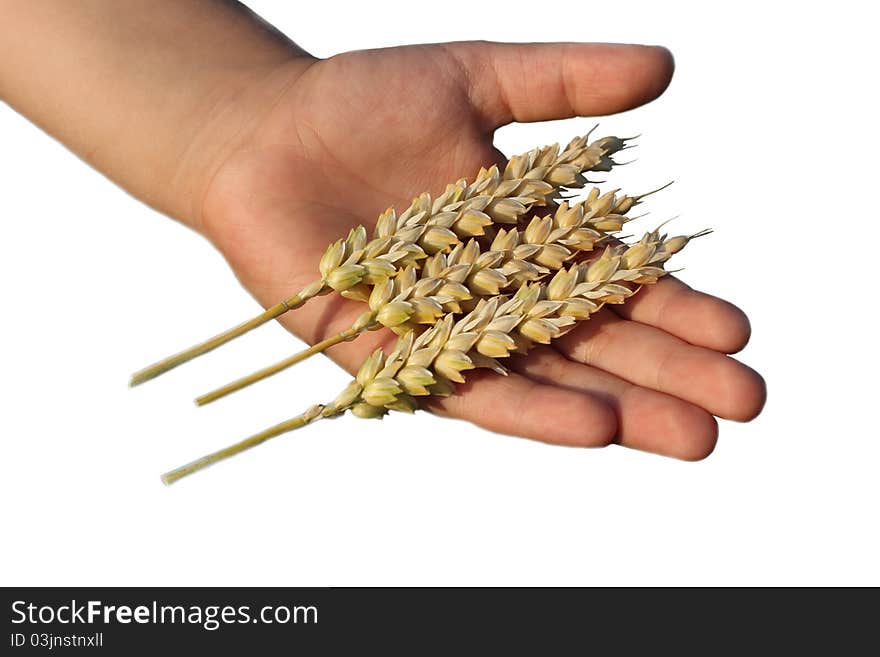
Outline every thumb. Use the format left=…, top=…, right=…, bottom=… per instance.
left=443, top=41, right=674, bottom=129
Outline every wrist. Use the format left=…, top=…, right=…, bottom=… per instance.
left=175, top=54, right=318, bottom=235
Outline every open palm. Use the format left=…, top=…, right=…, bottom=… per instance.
left=197, top=41, right=765, bottom=460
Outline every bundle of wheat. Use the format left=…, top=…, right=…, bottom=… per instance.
left=129, top=131, right=706, bottom=484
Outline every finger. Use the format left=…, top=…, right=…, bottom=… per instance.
left=425, top=370, right=617, bottom=447
left=444, top=41, right=674, bottom=129
left=610, top=275, right=753, bottom=354
left=556, top=310, right=767, bottom=422
left=510, top=346, right=719, bottom=460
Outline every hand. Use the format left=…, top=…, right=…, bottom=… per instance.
left=197, top=41, right=766, bottom=460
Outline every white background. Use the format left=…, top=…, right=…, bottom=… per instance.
left=1, top=1, right=877, bottom=586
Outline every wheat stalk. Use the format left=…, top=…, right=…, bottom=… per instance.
left=130, top=132, right=632, bottom=386
left=162, top=228, right=708, bottom=484
left=194, top=186, right=656, bottom=404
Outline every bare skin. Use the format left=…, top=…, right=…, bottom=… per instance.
left=0, top=2, right=765, bottom=460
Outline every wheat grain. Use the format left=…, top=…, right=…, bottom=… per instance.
left=162, top=228, right=708, bottom=484
left=130, top=132, right=632, bottom=386
left=194, top=187, right=655, bottom=404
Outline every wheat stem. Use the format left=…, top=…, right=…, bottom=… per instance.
left=195, top=327, right=360, bottom=405
left=161, top=405, right=326, bottom=485
left=130, top=286, right=324, bottom=387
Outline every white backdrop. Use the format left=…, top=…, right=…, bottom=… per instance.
left=1, top=1, right=877, bottom=585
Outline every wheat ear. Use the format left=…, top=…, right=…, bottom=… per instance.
left=131, top=132, right=630, bottom=387
left=163, top=228, right=707, bottom=484
left=194, top=187, right=645, bottom=404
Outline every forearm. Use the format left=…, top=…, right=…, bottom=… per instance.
left=0, top=0, right=313, bottom=229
